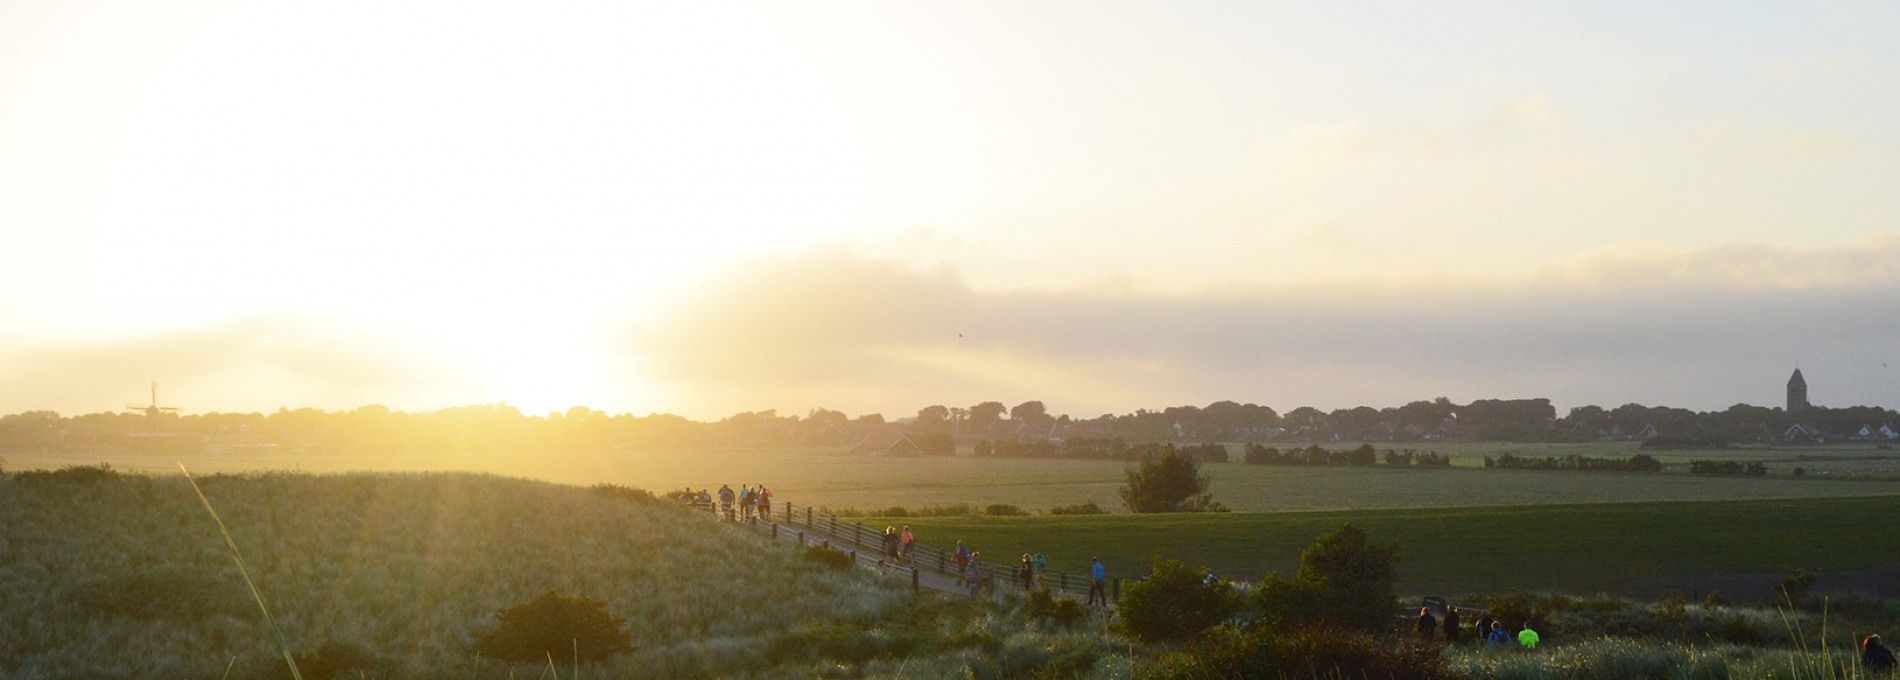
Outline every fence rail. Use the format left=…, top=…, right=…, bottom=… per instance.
left=699, top=497, right=1111, bottom=601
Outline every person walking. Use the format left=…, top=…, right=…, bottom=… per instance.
left=967, top=552, right=987, bottom=598
left=717, top=484, right=735, bottom=521
left=900, top=526, right=916, bottom=564
left=953, top=540, right=974, bottom=585
left=1517, top=621, right=1541, bottom=650
left=1087, top=557, right=1108, bottom=608
left=1032, top=553, right=1048, bottom=590
left=881, top=526, right=900, bottom=560
left=1415, top=607, right=1437, bottom=643
left=1865, top=635, right=1897, bottom=673
left=757, top=485, right=773, bottom=521
left=1474, top=612, right=1495, bottom=643
left=1019, top=554, right=1035, bottom=591
left=1444, top=606, right=1462, bottom=644
left=739, top=485, right=753, bottom=520
left=1486, top=622, right=1508, bottom=646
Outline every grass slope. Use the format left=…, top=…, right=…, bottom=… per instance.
left=877, top=495, right=1900, bottom=597
left=0, top=471, right=923, bottom=678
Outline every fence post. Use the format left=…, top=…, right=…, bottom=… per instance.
left=830, top=515, right=838, bottom=537
left=912, top=567, right=920, bottom=594
left=1113, top=578, right=1121, bottom=601
left=798, top=530, right=804, bottom=546
left=936, top=548, right=945, bottom=574
left=771, top=522, right=778, bottom=540
left=1059, top=572, right=1068, bottom=593
left=806, top=506, right=813, bottom=526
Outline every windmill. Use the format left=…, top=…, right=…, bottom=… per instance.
left=126, top=382, right=180, bottom=419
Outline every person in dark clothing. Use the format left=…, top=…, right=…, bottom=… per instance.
left=881, top=526, right=900, bottom=559
left=1415, top=607, right=1436, bottom=642
left=1475, top=612, right=1495, bottom=643
left=1019, top=554, right=1036, bottom=591
left=1444, top=606, right=1462, bottom=644
left=1865, top=635, right=1897, bottom=673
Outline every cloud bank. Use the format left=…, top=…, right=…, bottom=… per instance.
left=637, top=238, right=1900, bottom=417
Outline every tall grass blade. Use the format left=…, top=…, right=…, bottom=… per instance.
left=179, top=463, right=304, bottom=680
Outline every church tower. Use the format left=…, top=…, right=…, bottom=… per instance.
left=1787, top=369, right=1809, bottom=413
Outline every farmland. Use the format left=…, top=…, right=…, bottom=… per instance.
left=875, top=495, right=1900, bottom=599
left=12, top=441, right=1900, bottom=514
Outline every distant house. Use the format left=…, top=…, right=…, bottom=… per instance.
left=1635, top=423, right=1660, bottom=439
left=1855, top=425, right=1877, bottom=441
left=851, top=433, right=923, bottom=457
left=1783, top=423, right=1823, bottom=444
left=1880, top=424, right=1900, bottom=441
left=1435, top=415, right=1480, bottom=442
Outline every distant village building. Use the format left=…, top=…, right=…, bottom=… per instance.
left=1783, top=423, right=1823, bottom=444
left=1787, top=369, right=1810, bottom=414
left=851, top=432, right=922, bottom=457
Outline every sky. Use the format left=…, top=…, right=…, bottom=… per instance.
left=2, top=1, right=1897, bottom=419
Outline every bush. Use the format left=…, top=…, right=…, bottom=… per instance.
left=764, top=624, right=918, bottom=665
left=1254, top=523, right=1398, bottom=632
left=471, top=591, right=632, bottom=663
left=1025, top=589, right=1089, bottom=628
left=1139, top=625, right=1447, bottom=680
left=294, top=641, right=381, bottom=680
left=1048, top=501, right=1107, bottom=515
left=590, top=483, right=657, bottom=504
left=1118, top=451, right=1216, bottom=513
left=985, top=503, right=1028, bottom=516
left=1117, top=560, right=1236, bottom=642
left=1775, top=568, right=1817, bottom=604
left=800, top=545, right=855, bottom=571
left=60, top=565, right=251, bottom=621
left=14, top=463, right=120, bottom=484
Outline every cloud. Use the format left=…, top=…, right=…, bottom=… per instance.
left=637, top=243, right=1900, bottom=417
left=0, top=317, right=451, bottom=415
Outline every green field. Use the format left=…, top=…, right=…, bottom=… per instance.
left=873, top=495, right=1900, bottom=598
left=12, top=443, right=1900, bottom=514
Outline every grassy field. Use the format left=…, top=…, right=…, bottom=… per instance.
left=0, top=471, right=945, bottom=677
left=11, top=443, right=1900, bottom=515
left=872, top=495, right=1900, bottom=598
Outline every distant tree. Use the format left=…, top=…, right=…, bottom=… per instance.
left=1010, top=400, right=1048, bottom=424
left=1119, top=450, right=1216, bottom=513
left=916, top=405, right=950, bottom=424
left=472, top=591, right=631, bottom=663
left=968, top=401, right=1007, bottom=428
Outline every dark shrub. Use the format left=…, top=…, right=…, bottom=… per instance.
left=61, top=565, right=250, bottom=621
left=1117, top=560, right=1236, bottom=642
left=1254, top=523, right=1398, bottom=632
left=985, top=503, right=1028, bottom=516
left=801, top=545, right=855, bottom=571
left=590, top=483, right=657, bottom=504
left=1138, top=625, right=1447, bottom=680
left=472, top=591, right=632, bottom=663
left=15, top=463, right=120, bottom=484
left=1048, top=501, right=1107, bottom=515
left=1025, top=589, right=1089, bottom=628
left=1776, top=569, right=1817, bottom=604
left=765, top=624, right=917, bottom=665
left=295, top=642, right=380, bottom=680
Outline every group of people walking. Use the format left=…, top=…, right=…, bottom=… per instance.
left=1416, top=606, right=1538, bottom=649
left=712, top=483, right=773, bottom=522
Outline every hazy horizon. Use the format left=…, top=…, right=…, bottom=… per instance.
left=4, top=2, right=1897, bottom=418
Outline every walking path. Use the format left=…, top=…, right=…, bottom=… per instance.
left=696, top=498, right=1113, bottom=606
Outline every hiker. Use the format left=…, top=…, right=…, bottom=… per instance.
left=717, top=484, right=735, bottom=521
left=1415, top=607, right=1437, bottom=642
left=1087, top=557, right=1108, bottom=608
left=1486, top=622, right=1508, bottom=646
left=756, top=485, right=772, bottom=521
left=953, top=540, right=974, bottom=584
left=1032, top=553, right=1048, bottom=590
left=1866, top=635, right=1897, bottom=673
left=1202, top=567, right=1218, bottom=587
left=900, top=526, right=916, bottom=563
left=1517, top=621, right=1540, bottom=650
left=882, top=526, right=900, bottom=559
left=1019, top=554, right=1035, bottom=591
left=967, top=552, right=987, bottom=598
left=1474, top=612, right=1495, bottom=643
left=1444, top=606, right=1462, bottom=644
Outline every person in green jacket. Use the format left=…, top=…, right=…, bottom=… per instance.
left=1518, top=622, right=1541, bottom=649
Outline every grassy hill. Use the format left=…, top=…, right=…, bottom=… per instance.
left=876, top=495, right=1900, bottom=597
left=0, top=469, right=1122, bottom=678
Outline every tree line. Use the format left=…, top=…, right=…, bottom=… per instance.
left=2, top=393, right=1894, bottom=452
